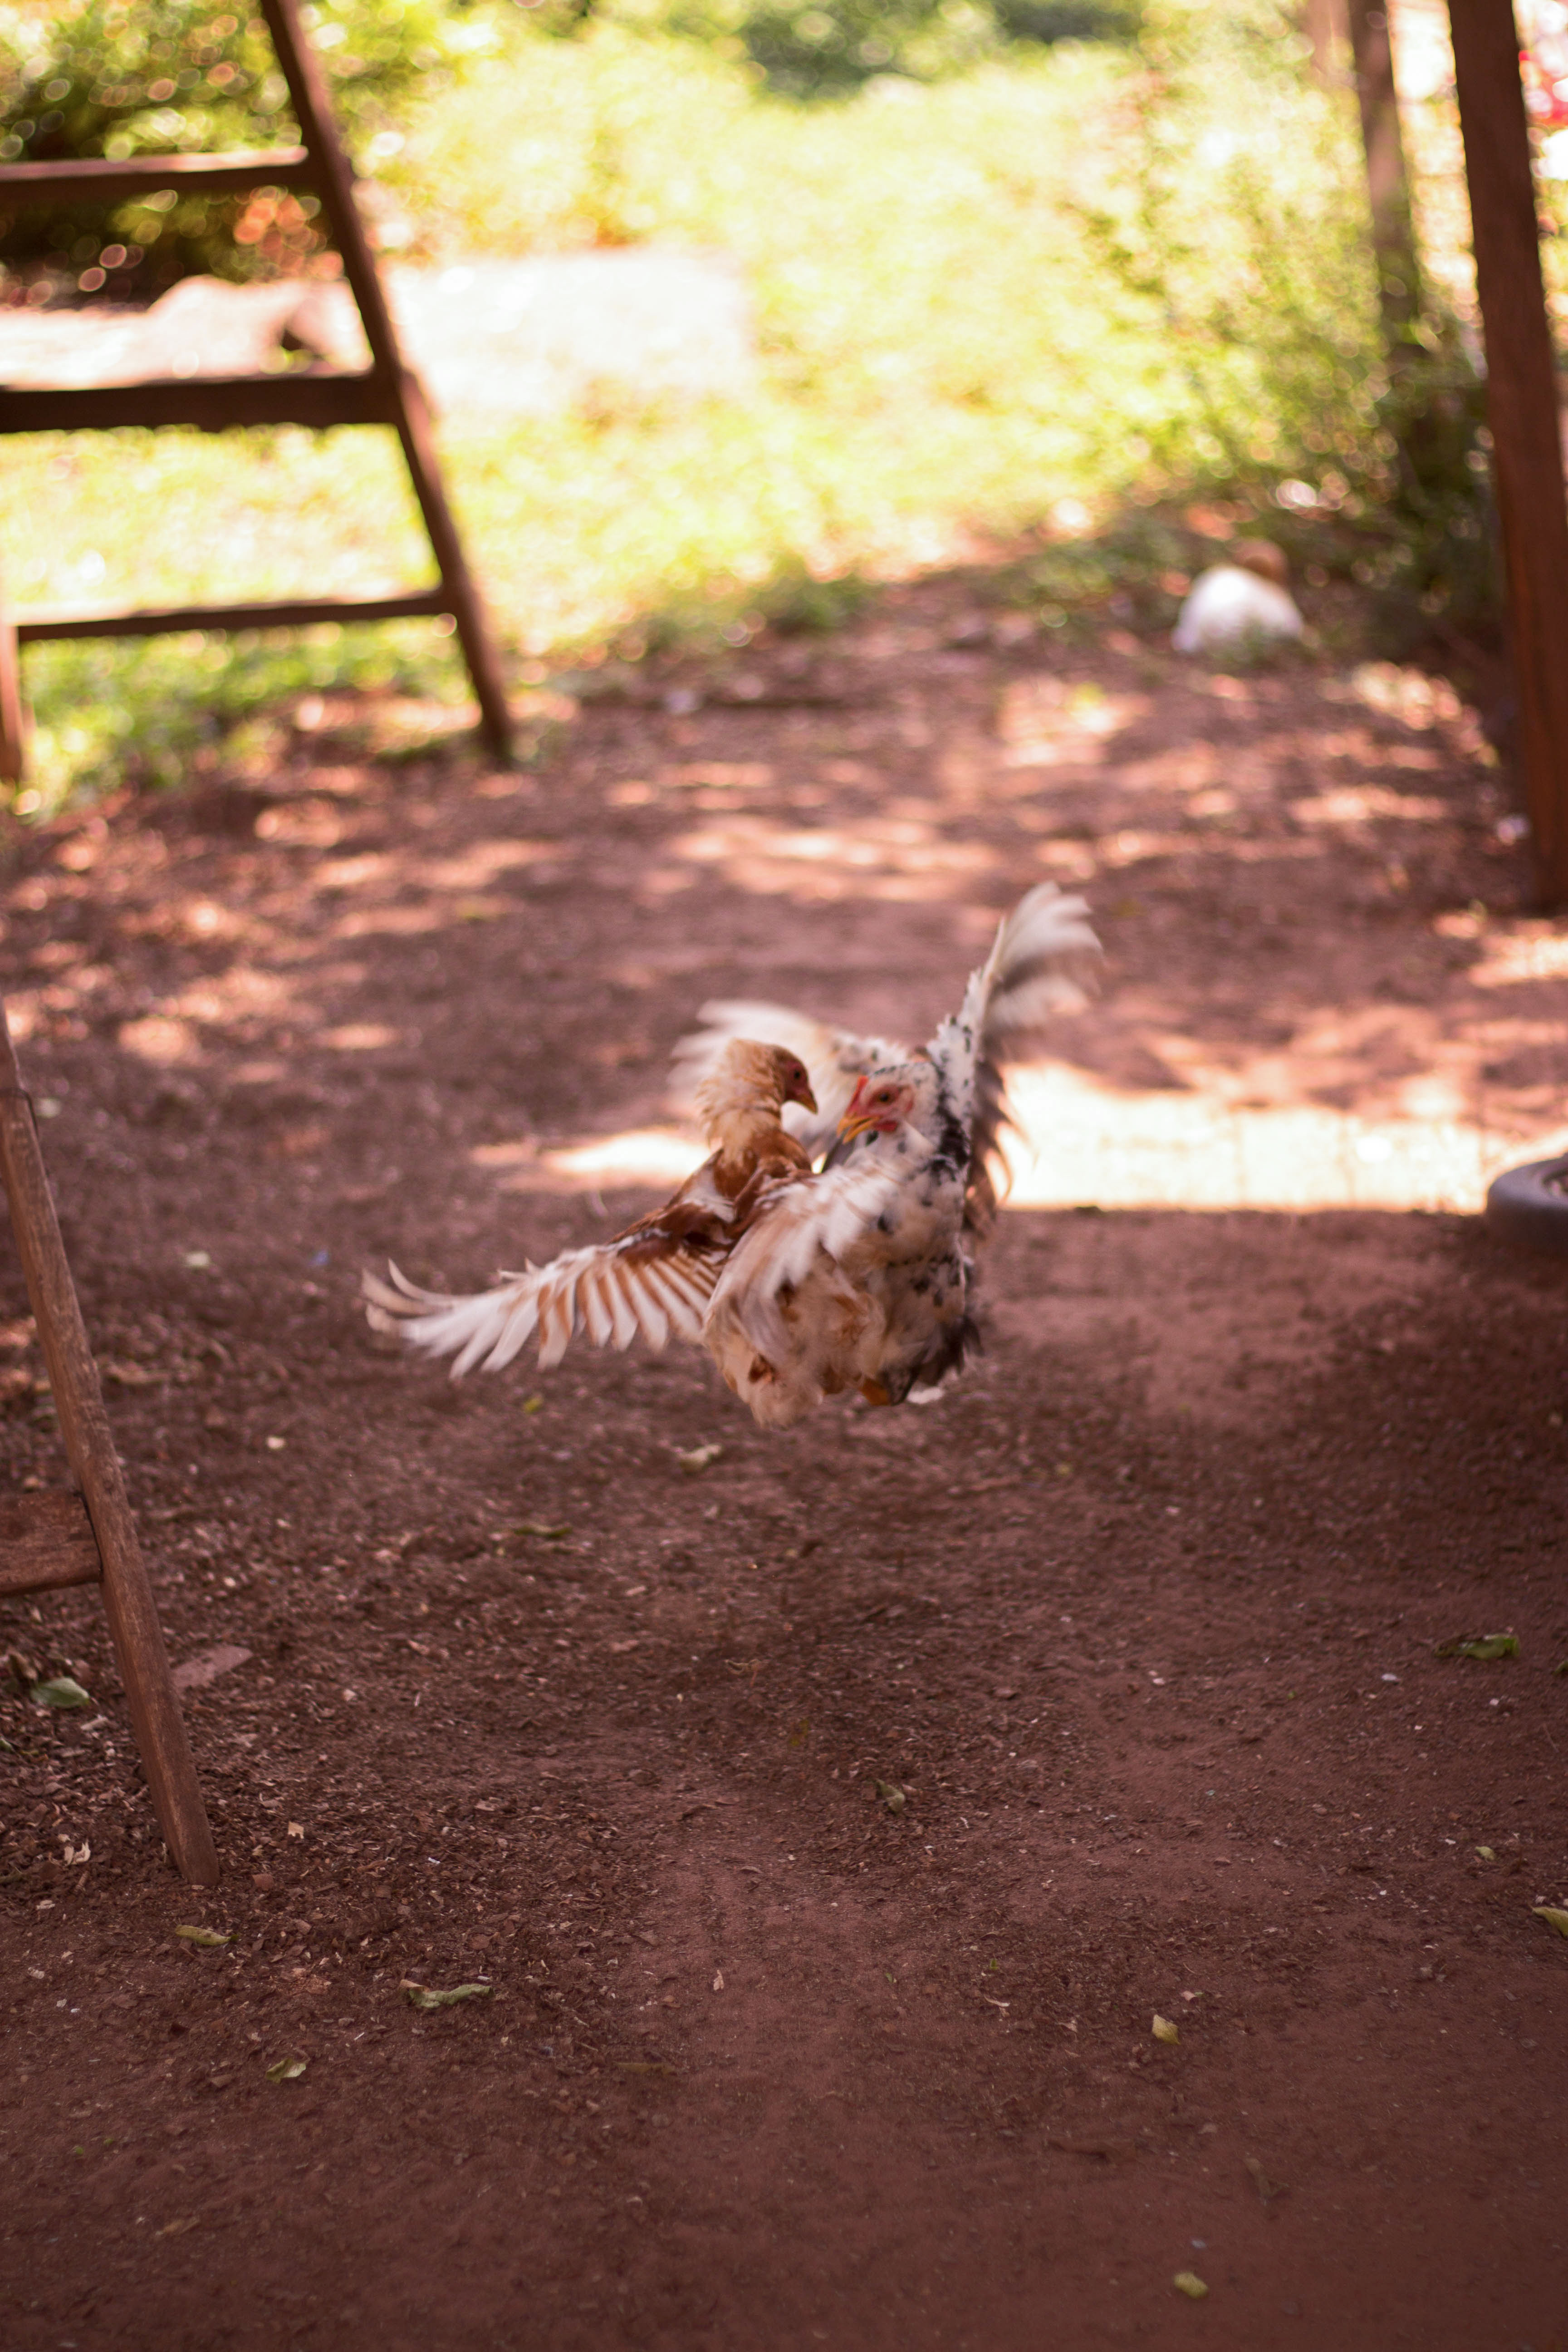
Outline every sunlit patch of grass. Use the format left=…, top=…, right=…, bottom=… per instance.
left=19, top=624, right=468, bottom=818
left=5, top=12, right=1480, bottom=812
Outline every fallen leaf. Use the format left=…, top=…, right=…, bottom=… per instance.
left=510, top=1521, right=570, bottom=1541
left=1555, top=1659, right=1568, bottom=1679
left=875, top=1780, right=906, bottom=1814
left=104, top=1359, right=156, bottom=1388
left=173, top=1925, right=231, bottom=1948
left=1046, top=2135, right=1137, bottom=2164
left=1532, top=1906, right=1568, bottom=1939
left=676, top=1443, right=723, bottom=1475
left=712, top=1970, right=725, bottom=1992
left=172, top=1644, right=253, bottom=1692
left=1244, top=2153, right=1286, bottom=2204
left=156, top=2215, right=202, bottom=2238
left=62, top=1842, right=90, bottom=1866
left=1174, top=2272, right=1209, bottom=2300
left=1475, top=1845, right=1496, bottom=1862
left=30, top=1677, right=90, bottom=1710
left=287, top=1822, right=304, bottom=1840
left=616, top=2061, right=677, bottom=2076
left=1434, top=1633, right=1519, bottom=1661
left=1152, top=2014, right=1180, bottom=2044
left=522, top=1393, right=545, bottom=1415
left=401, top=1980, right=494, bottom=2010
left=265, top=2056, right=307, bottom=2082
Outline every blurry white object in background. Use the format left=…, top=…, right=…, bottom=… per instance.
left=1172, top=541, right=1304, bottom=658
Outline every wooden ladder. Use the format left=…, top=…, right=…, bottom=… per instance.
left=0, top=993, right=217, bottom=1884
left=0, top=0, right=512, bottom=784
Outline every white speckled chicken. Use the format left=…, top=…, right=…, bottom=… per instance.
left=678, top=882, right=1101, bottom=1423
left=368, top=886, right=1097, bottom=1428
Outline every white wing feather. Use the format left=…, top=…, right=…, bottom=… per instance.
left=930, top=882, right=1101, bottom=1224
left=705, top=1158, right=902, bottom=1357
left=363, top=1239, right=720, bottom=1376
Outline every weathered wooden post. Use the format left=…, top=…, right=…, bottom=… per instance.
left=0, top=998, right=219, bottom=1883
left=1448, top=0, right=1568, bottom=907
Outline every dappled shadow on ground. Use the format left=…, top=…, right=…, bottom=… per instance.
left=1, top=570, right=1566, bottom=2350
left=5, top=561, right=1561, bottom=1221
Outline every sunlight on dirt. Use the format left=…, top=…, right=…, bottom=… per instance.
left=999, top=1063, right=1563, bottom=1214
left=5, top=614, right=1562, bottom=1228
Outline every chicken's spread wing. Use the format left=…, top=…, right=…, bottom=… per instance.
left=364, top=1166, right=737, bottom=1374
left=706, top=1157, right=904, bottom=1360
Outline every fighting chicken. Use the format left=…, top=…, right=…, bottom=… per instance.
left=676, top=882, right=1100, bottom=1424
left=368, top=885, right=1098, bottom=1430
left=363, top=1040, right=819, bottom=1374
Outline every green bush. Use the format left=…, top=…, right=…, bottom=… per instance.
left=662, top=0, right=1139, bottom=98
left=1063, top=0, right=1493, bottom=646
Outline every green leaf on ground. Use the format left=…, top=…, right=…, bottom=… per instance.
left=1174, top=2272, right=1209, bottom=2298
left=265, top=2057, right=307, bottom=2083
left=30, top=1677, right=91, bottom=1710
left=173, top=1925, right=232, bottom=1948
left=402, top=1980, right=494, bottom=2010
left=1434, top=1634, right=1519, bottom=1661
left=1152, top=2014, right=1179, bottom=2044
left=510, top=1521, right=570, bottom=1541
left=1531, top=1907, right=1568, bottom=1939
left=676, top=1443, right=724, bottom=1474
left=875, top=1780, right=906, bottom=1813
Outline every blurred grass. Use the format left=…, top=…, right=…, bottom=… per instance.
left=3, top=5, right=1480, bottom=812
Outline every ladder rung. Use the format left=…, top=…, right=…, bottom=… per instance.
left=0, top=148, right=314, bottom=208
left=16, top=588, right=451, bottom=643
left=0, top=370, right=400, bottom=435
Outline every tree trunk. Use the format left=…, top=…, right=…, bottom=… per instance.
left=1347, top=0, right=1426, bottom=351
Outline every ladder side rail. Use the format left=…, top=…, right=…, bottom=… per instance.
left=0, top=1001, right=218, bottom=1883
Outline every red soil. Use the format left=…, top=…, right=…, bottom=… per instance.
left=2, top=580, right=1565, bottom=2351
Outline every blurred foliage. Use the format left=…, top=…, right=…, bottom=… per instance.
left=0, top=0, right=495, bottom=297
left=1058, top=1, right=1493, bottom=651
left=657, top=0, right=1139, bottom=96
left=3, top=0, right=1498, bottom=812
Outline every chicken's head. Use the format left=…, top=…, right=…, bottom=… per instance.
left=771, top=1047, right=818, bottom=1115
left=697, top=1038, right=818, bottom=1129
left=838, top=1068, right=920, bottom=1142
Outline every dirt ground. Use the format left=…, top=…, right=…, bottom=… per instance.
left=2, top=573, right=1566, bottom=2352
